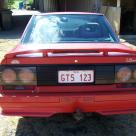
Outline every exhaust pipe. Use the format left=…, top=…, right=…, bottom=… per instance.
left=73, top=109, right=84, bottom=121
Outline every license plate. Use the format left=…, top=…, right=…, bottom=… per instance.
left=58, top=70, right=94, bottom=83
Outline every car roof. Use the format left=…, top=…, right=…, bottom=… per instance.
left=34, top=12, right=104, bottom=16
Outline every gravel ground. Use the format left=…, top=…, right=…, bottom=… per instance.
left=0, top=114, right=136, bottom=136
left=0, top=29, right=136, bottom=136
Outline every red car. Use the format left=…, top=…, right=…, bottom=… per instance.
left=0, top=12, right=136, bottom=117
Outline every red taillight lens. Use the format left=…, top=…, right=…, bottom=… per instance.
left=18, top=68, right=35, bottom=84
left=116, top=67, right=132, bottom=83
left=0, top=67, right=37, bottom=86
left=115, top=65, right=136, bottom=84
left=1, top=69, right=16, bottom=84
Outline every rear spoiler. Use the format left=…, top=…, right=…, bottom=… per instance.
left=5, top=48, right=136, bottom=58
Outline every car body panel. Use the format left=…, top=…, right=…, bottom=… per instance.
left=0, top=92, right=136, bottom=116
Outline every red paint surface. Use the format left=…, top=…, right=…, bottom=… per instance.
left=1, top=13, right=136, bottom=117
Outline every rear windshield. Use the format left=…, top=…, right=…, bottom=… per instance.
left=21, top=14, right=119, bottom=44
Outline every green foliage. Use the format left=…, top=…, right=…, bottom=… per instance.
left=28, top=0, right=33, bottom=4
left=8, top=0, right=16, bottom=9
left=8, top=0, right=15, bottom=6
left=8, top=0, right=34, bottom=9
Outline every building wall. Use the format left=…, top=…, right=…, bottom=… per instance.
left=101, top=6, right=121, bottom=34
left=66, top=0, right=94, bottom=12
left=0, top=0, right=8, bottom=9
left=43, top=0, right=58, bottom=12
left=41, top=0, right=101, bottom=12
left=121, top=0, right=136, bottom=34
left=134, top=12, right=136, bottom=31
left=101, top=0, right=121, bottom=34
left=121, top=0, right=135, bottom=11
left=102, top=0, right=117, bottom=6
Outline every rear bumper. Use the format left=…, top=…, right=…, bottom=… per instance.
left=0, top=92, right=136, bottom=117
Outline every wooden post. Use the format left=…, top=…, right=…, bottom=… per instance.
left=117, top=0, right=121, bottom=7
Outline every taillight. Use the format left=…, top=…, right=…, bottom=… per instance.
left=116, top=67, right=132, bottom=83
left=18, top=68, right=36, bottom=84
left=115, top=65, right=136, bottom=83
left=0, top=67, right=37, bottom=86
left=1, top=69, right=17, bottom=84
left=133, top=70, right=136, bottom=80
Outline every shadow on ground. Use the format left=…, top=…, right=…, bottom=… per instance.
left=120, top=35, right=136, bottom=45
left=0, top=27, right=23, bottom=40
left=0, top=15, right=31, bottom=40
left=15, top=114, right=136, bottom=136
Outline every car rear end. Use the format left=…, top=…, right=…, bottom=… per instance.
left=0, top=13, right=136, bottom=117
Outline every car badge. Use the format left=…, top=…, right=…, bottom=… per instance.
left=126, top=58, right=136, bottom=63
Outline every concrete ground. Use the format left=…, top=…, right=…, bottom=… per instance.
left=0, top=26, right=136, bottom=136
left=0, top=27, right=21, bottom=61
left=12, top=9, right=40, bottom=16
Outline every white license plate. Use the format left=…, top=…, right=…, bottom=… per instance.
left=58, top=70, right=94, bottom=83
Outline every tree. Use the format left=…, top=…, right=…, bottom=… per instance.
left=8, top=0, right=15, bottom=9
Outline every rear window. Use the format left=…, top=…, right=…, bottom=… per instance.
left=21, top=14, right=119, bottom=44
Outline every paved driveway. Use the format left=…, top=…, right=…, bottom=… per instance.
left=0, top=114, right=136, bottom=136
